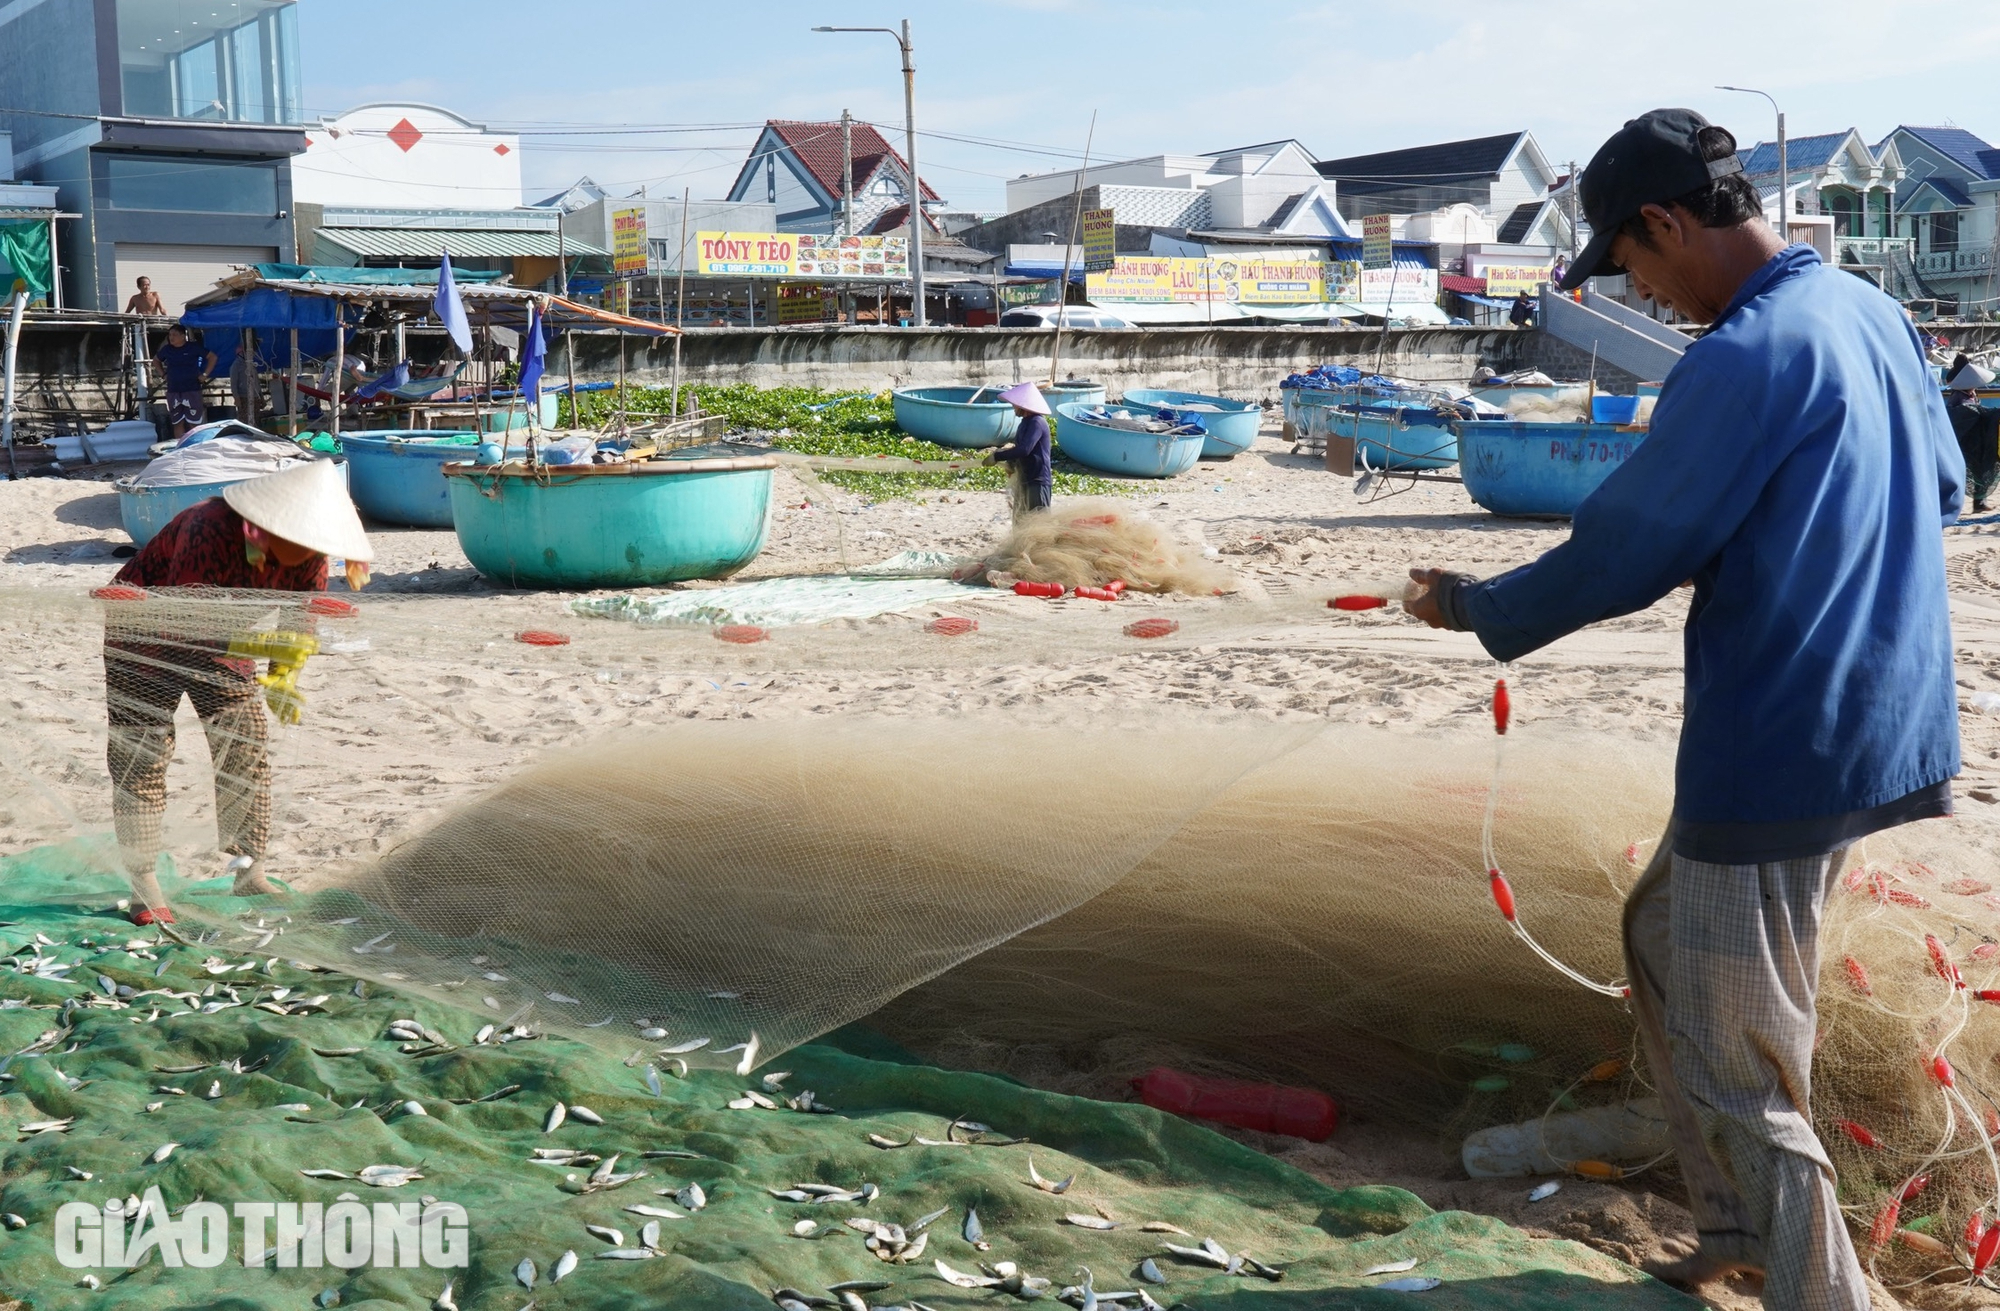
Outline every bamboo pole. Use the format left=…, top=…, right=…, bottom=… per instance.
left=329, top=300, right=345, bottom=441
left=288, top=328, right=300, bottom=434
left=1046, top=111, right=1097, bottom=388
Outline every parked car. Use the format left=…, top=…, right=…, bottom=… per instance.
left=997, top=305, right=1135, bottom=330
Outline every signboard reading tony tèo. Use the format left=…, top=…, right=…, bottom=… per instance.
left=696, top=232, right=910, bottom=279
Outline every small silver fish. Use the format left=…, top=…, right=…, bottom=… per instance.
left=640, top=1219, right=661, bottom=1250
left=1137, top=1257, right=1165, bottom=1284
left=205, top=1080, right=222, bottom=1099
left=935, top=1259, right=1001, bottom=1288
left=1161, top=1241, right=1229, bottom=1269
left=545, top=1103, right=567, bottom=1133
left=79, top=1275, right=101, bottom=1290
left=868, top=1133, right=912, bottom=1150
left=1527, top=1181, right=1562, bottom=1202
left=909, top=1206, right=948, bottom=1234
left=660, top=1037, right=710, bottom=1054
left=300, top=1169, right=351, bottom=1180
left=474, top=1025, right=495, bottom=1045
left=1065, top=1213, right=1118, bottom=1229
left=675, top=1183, right=706, bottom=1211
left=150, top=1142, right=180, bottom=1163
left=792, top=1219, right=821, bottom=1237
left=645, top=1065, right=662, bottom=1097
left=1141, top=1221, right=1191, bottom=1235
left=964, top=1208, right=988, bottom=1249
left=552, top=1249, right=578, bottom=1282
left=431, top=1280, right=458, bottom=1311
left=640, top=1027, right=668, bottom=1040
left=585, top=1224, right=624, bottom=1245
left=399, top=1101, right=427, bottom=1118
left=1364, top=1258, right=1420, bottom=1276
left=622, top=1204, right=684, bottom=1219
left=734, top=1032, right=761, bottom=1076
left=546, top=992, right=580, bottom=1005
left=568, top=1105, right=604, bottom=1126
left=1379, top=1276, right=1442, bottom=1292
left=1027, top=1158, right=1074, bottom=1194
left=357, top=1165, right=423, bottom=1188
left=313, top=1047, right=362, bottom=1057
left=1, top=1214, right=24, bottom=1230
left=595, top=1248, right=659, bottom=1260
left=515, top=1257, right=536, bottom=1288
left=65, top=1167, right=93, bottom=1180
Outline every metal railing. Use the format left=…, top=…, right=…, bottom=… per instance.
left=1915, top=251, right=1956, bottom=275
left=1835, top=236, right=1914, bottom=263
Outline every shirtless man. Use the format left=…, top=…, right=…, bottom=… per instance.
left=124, top=276, right=166, bottom=316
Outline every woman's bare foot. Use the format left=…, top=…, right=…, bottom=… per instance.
left=127, top=865, right=169, bottom=914
left=227, top=855, right=283, bottom=897
left=1642, top=1237, right=1765, bottom=1291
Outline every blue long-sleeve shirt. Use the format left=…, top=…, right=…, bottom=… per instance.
left=996, top=414, right=1053, bottom=490
left=1461, top=245, right=1963, bottom=862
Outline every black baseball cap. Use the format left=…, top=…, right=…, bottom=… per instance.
left=1559, top=108, right=1744, bottom=290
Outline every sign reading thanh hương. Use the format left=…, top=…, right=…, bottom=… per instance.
left=1081, top=209, right=1115, bottom=272
left=611, top=208, right=648, bottom=278
left=1361, top=214, right=1393, bottom=270
left=696, top=232, right=909, bottom=279
left=1084, top=254, right=1325, bottom=304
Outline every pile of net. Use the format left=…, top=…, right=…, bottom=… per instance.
left=981, top=499, right=1233, bottom=594
left=6, top=581, right=2000, bottom=1301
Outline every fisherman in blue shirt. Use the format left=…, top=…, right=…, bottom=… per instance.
left=988, top=382, right=1054, bottom=519
left=1410, top=109, right=1964, bottom=1311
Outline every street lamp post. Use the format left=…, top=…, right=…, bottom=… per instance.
left=1718, top=85, right=1786, bottom=238
left=815, top=20, right=926, bottom=327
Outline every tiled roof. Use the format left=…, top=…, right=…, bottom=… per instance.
left=1897, top=175, right=1973, bottom=208
left=1737, top=132, right=1851, bottom=178
left=1439, top=274, right=1487, bottom=294
left=766, top=120, right=940, bottom=204
left=1314, top=131, right=1526, bottom=198
left=1891, top=126, right=1999, bottom=179
left=1496, top=200, right=1544, bottom=244
left=862, top=202, right=944, bottom=237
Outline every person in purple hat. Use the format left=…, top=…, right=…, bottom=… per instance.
left=987, top=382, right=1053, bottom=519
left=1408, top=108, right=1963, bottom=1310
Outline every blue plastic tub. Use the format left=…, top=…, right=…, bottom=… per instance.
left=1455, top=420, right=1649, bottom=517
left=442, top=453, right=777, bottom=588
left=1053, top=403, right=1205, bottom=478
left=1120, top=388, right=1261, bottom=457
left=1590, top=394, right=1642, bottom=425
left=116, top=459, right=350, bottom=546
left=339, top=430, right=484, bottom=528
left=892, top=386, right=1020, bottom=449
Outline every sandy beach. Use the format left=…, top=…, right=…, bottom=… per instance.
left=5, top=417, right=2000, bottom=1309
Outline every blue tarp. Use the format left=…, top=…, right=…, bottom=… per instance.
left=252, top=263, right=507, bottom=285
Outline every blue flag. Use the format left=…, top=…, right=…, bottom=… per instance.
left=434, top=249, right=473, bottom=354
left=520, top=301, right=547, bottom=416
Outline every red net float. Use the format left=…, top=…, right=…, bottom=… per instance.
left=1897, top=1228, right=1948, bottom=1256
left=925, top=616, right=977, bottom=636
left=1977, top=1223, right=2000, bottom=1277
left=1105, top=579, right=1127, bottom=595
left=1975, top=942, right=2000, bottom=960
left=1869, top=1197, right=1901, bottom=1252
left=1492, top=678, right=1511, bottom=735
left=1931, top=1054, right=1956, bottom=1088
left=1329, top=595, right=1387, bottom=611
left=1925, top=934, right=1965, bottom=989
left=1012, top=581, right=1064, bottom=598
left=1843, top=957, right=1874, bottom=996
left=91, top=585, right=147, bottom=601
left=1073, top=586, right=1120, bottom=602
left=1947, top=878, right=1994, bottom=896
left=1901, top=1173, right=1931, bottom=1202
left=1886, top=888, right=1931, bottom=909
left=1836, top=1119, right=1882, bottom=1149
left=1571, top=1160, right=1624, bottom=1180
left=1073, top=514, right=1117, bottom=527
left=1974, top=989, right=2000, bottom=1004
left=1584, top=1058, right=1624, bottom=1083
left=306, top=596, right=360, bottom=618
left=1488, top=868, right=1517, bottom=923
left=1131, top=1067, right=1337, bottom=1142
left=515, top=630, right=570, bottom=646
left=715, top=625, right=768, bottom=645
left=1968, top=1212, right=1987, bottom=1254
left=1123, top=618, right=1178, bottom=639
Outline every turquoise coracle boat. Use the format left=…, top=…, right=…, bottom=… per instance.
left=338, top=430, right=483, bottom=529
left=1054, top=402, right=1205, bottom=478
left=442, top=453, right=776, bottom=588
left=892, top=386, right=1020, bottom=448
left=1455, top=420, right=1649, bottom=517
left=1322, top=403, right=1464, bottom=471
left=116, top=459, right=349, bottom=547
left=1120, top=389, right=1261, bottom=457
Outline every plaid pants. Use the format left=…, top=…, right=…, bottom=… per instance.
left=104, top=649, right=272, bottom=870
left=1624, top=827, right=1867, bottom=1311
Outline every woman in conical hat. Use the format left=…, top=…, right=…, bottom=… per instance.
left=1944, top=361, right=1997, bottom=512
left=100, top=459, right=373, bottom=923
left=985, top=382, right=1053, bottom=521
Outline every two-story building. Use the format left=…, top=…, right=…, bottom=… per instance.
left=1733, top=129, right=1915, bottom=294
left=0, top=0, right=308, bottom=315
left=1878, top=125, right=2000, bottom=315
left=725, top=119, right=941, bottom=238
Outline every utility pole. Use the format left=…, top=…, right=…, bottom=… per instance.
left=1718, top=86, right=1786, bottom=237
left=815, top=20, right=926, bottom=326
left=842, top=108, right=856, bottom=325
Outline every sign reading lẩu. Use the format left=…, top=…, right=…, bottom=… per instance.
left=1084, top=254, right=1325, bottom=305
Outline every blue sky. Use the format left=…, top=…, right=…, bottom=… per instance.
left=300, top=0, right=2000, bottom=213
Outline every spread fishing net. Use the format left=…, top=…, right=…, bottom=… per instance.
left=3, top=555, right=1999, bottom=1302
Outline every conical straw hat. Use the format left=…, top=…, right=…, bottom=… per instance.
left=999, top=381, right=1051, bottom=415
left=223, top=459, right=375, bottom=562
left=1946, top=362, right=1994, bottom=391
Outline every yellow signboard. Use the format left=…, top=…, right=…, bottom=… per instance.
left=695, top=231, right=910, bottom=279
left=611, top=207, right=648, bottom=278
left=1362, top=214, right=1393, bottom=270
left=1482, top=264, right=1551, bottom=298
left=1084, top=254, right=1325, bottom=305
left=776, top=283, right=837, bottom=324
left=1081, top=209, right=1115, bottom=272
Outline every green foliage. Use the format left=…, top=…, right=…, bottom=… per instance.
left=555, top=384, right=1130, bottom=501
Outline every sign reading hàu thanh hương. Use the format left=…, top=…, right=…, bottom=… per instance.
left=1482, top=264, right=1553, bottom=298
left=1081, top=209, right=1115, bottom=272
left=611, top=207, right=648, bottom=278
left=695, top=232, right=909, bottom=279
left=1084, top=254, right=1325, bottom=304
left=1361, top=214, right=1393, bottom=271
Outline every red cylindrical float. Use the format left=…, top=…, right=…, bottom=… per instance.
left=1131, top=1067, right=1338, bottom=1142
left=1013, top=580, right=1064, bottom=598
left=1329, top=595, right=1387, bottom=611
left=1074, top=586, right=1119, bottom=602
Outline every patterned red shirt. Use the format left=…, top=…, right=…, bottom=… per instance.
left=116, top=497, right=327, bottom=593
left=109, top=498, right=326, bottom=677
